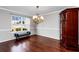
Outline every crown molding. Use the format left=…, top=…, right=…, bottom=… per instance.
left=0, top=7, right=31, bottom=18
left=41, top=6, right=78, bottom=16
left=0, top=6, right=77, bottom=17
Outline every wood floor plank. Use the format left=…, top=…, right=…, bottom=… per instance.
left=0, top=35, right=78, bottom=52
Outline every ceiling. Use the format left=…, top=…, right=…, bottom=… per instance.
left=0, top=6, right=77, bottom=16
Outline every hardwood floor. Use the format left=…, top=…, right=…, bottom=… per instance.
left=0, top=35, right=78, bottom=52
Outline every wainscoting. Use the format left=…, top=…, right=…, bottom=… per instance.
left=0, top=35, right=78, bottom=52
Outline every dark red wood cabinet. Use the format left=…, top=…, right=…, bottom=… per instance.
left=60, top=8, right=79, bottom=51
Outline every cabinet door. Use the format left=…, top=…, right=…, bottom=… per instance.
left=65, top=9, right=78, bottom=36
left=60, top=13, right=67, bottom=47
left=65, top=9, right=78, bottom=48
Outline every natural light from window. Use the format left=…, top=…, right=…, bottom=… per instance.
left=11, top=15, right=30, bottom=33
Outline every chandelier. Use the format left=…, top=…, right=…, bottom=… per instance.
left=32, top=6, right=44, bottom=24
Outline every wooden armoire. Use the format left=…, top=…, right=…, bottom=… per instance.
left=60, top=8, right=79, bottom=50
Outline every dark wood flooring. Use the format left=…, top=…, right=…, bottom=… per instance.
left=0, top=35, right=78, bottom=52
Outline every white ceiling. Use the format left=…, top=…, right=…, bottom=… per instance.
left=0, top=6, right=77, bottom=16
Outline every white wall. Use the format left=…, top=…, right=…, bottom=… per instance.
left=0, top=10, right=15, bottom=42
left=0, top=10, right=36, bottom=42
left=30, top=18, right=37, bottom=35
left=37, top=11, right=60, bottom=40
left=0, top=9, right=65, bottom=42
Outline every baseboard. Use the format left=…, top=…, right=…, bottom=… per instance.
left=0, top=39, right=15, bottom=43
left=32, top=34, right=60, bottom=41
left=0, top=34, right=37, bottom=43
left=0, top=34, right=59, bottom=43
left=36, top=34, right=60, bottom=41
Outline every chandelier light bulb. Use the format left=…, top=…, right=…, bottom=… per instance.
left=32, top=15, right=44, bottom=24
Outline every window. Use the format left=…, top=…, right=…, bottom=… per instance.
left=11, top=15, right=30, bottom=32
